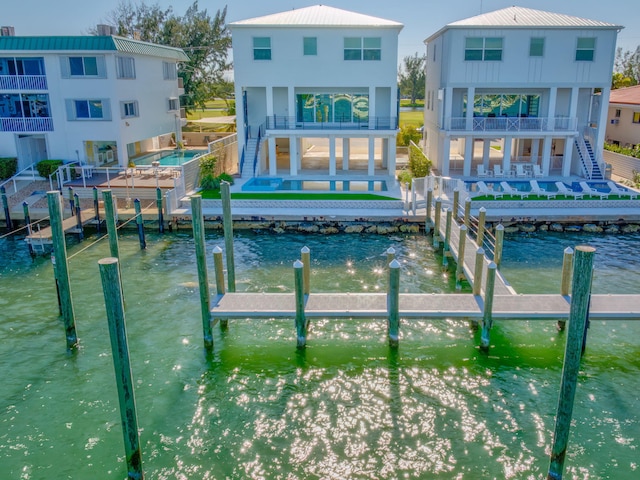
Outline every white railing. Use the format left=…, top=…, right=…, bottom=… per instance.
left=446, top=116, right=577, bottom=132
left=0, top=75, right=47, bottom=90
left=0, top=117, right=53, bottom=132
left=0, top=163, right=40, bottom=194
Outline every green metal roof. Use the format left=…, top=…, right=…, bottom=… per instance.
left=0, top=35, right=189, bottom=61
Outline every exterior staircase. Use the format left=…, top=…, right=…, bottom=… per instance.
left=240, top=137, right=260, bottom=178
left=575, top=136, right=604, bottom=180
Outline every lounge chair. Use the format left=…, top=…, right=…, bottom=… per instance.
left=500, top=181, right=529, bottom=199
left=607, top=181, right=638, bottom=199
left=579, top=181, right=608, bottom=200
left=555, top=182, right=584, bottom=199
left=515, top=164, right=528, bottom=178
left=477, top=165, right=488, bottom=177
left=530, top=180, right=556, bottom=199
left=493, top=164, right=504, bottom=177
left=532, top=164, right=544, bottom=178
left=476, top=181, right=504, bottom=199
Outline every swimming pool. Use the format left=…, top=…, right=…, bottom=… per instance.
left=466, top=179, right=630, bottom=194
left=242, top=177, right=388, bottom=192
left=133, top=149, right=206, bottom=166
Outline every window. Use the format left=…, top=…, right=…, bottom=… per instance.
left=576, top=38, right=595, bottom=61
left=303, top=37, right=317, bottom=56
left=296, top=93, right=369, bottom=123
left=615, top=109, right=621, bottom=118
left=344, top=37, right=381, bottom=61
left=529, top=38, right=544, bottom=57
left=0, top=93, right=50, bottom=118
left=116, top=56, right=136, bottom=79
left=253, top=37, right=271, bottom=60
left=168, top=98, right=179, bottom=111
left=465, top=37, right=502, bottom=61
left=66, top=99, right=111, bottom=120
left=633, top=112, right=640, bottom=124
left=60, top=56, right=105, bottom=78
left=121, top=101, right=139, bottom=118
left=163, top=61, right=177, bottom=80
left=463, top=93, right=540, bottom=118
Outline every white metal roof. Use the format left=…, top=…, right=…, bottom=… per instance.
left=230, top=5, right=402, bottom=29
left=425, top=6, right=623, bottom=42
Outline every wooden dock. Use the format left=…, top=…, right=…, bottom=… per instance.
left=25, top=209, right=97, bottom=246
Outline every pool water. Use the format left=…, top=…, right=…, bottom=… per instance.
left=133, top=149, right=206, bottom=166
left=1, top=230, right=639, bottom=478
left=242, top=177, right=388, bottom=192
left=467, top=179, right=631, bottom=194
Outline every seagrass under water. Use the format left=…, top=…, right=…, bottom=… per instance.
left=0, top=230, right=638, bottom=479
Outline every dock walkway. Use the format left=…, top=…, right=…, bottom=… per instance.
left=25, top=209, right=96, bottom=246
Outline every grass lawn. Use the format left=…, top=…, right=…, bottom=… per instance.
left=399, top=110, right=423, bottom=128
left=400, top=99, right=425, bottom=108
left=200, top=190, right=398, bottom=201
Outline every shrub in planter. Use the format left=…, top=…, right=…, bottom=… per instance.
left=200, top=174, right=220, bottom=190
left=217, top=172, right=234, bottom=185
left=36, top=159, right=64, bottom=179
left=0, top=157, right=18, bottom=179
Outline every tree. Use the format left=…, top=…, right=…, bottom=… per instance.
left=612, top=72, right=634, bottom=90
left=614, top=46, right=640, bottom=87
left=398, top=53, right=426, bottom=104
left=95, top=1, right=232, bottom=110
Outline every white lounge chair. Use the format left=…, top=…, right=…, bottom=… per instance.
left=532, top=164, right=543, bottom=178
left=477, top=165, right=488, bottom=177
left=493, top=164, right=504, bottom=177
left=515, top=164, right=528, bottom=178
left=607, top=181, right=638, bottom=199
left=555, top=182, right=584, bottom=199
left=476, top=181, right=504, bottom=199
left=500, top=181, right=529, bottom=199
left=579, top=181, right=608, bottom=200
left=530, top=180, right=556, bottom=199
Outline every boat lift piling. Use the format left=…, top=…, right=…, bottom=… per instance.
left=74, top=193, right=83, bottom=240
left=93, top=187, right=101, bottom=232
left=134, top=199, right=146, bottom=249
left=156, top=187, right=164, bottom=233
left=433, top=197, right=442, bottom=248
left=23, top=202, right=34, bottom=257
left=294, top=260, right=307, bottom=349
left=191, top=195, right=213, bottom=351
left=1, top=186, right=12, bottom=230
left=221, top=181, right=236, bottom=292
left=212, top=246, right=227, bottom=329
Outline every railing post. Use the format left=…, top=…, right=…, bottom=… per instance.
left=456, top=225, right=467, bottom=289
left=494, top=224, right=504, bottom=268
left=547, top=246, right=596, bottom=480
left=191, top=195, right=212, bottom=351
left=156, top=187, right=164, bottom=233
left=425, top=188, right=433, bottom=233
left=294, top=260, right=307, bottom=349
left=301, top=246, right=311, bottom=295
left=134, top=199, right=146, bottom=250
left=98, top=258, right=144, bottom=480
left=463, top=197, right=471, bottom=230
left=221, top=181, right=236, bottom=292
left=473, top=248, right=485, bottom=296
left=47, top=191, right=78, bottom=350
left=476, top=207, right=487, bottom=248
left=433, top=197, right=442, bottom=248
left=388, top=259, right=401, bottom=348
left=480, top=262, right=497, bottom=352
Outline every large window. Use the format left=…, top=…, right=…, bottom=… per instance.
left=465, top=37, right=503, bottom=61
left=529, top=38, right=544, bottom=57
left=61, top=56, right=105, bottom=78
left=344, top=37, right=381, bottom=61
left=576, top=38, right=595, bottom=61
left=163, top=61, right=177, bottom=80
left=66, top=99, right=110, bottom=120
left=463, top=93, right=540, bottom=118
left=116, top=56, right=136, bottom=79
left=296, top=93, right=369, bottom=123
left=0, top=93, right=50, bottom=118
left=303, top=37, right=317, bottom=56
left=0, top=57, right=45, bottom=76
left=253, top=37, right=271, bottom=60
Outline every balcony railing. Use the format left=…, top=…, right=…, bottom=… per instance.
left=0, top=117, right=53, bottom=132
left=446, top=116, right=577, bottom=132
left=0, top=75, right=48, bottom=90
left=265, top=115, right=398, bottom=131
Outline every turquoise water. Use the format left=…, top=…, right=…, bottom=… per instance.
left=134, top=150, right=206, bottom=166
left=1, top=230, right=639, bottom=479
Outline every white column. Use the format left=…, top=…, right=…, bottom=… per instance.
left=386, top=135, right=396, bottom=175
left=288, top=86, right=296, bottom=129
left=268, top=137, right=277, bottom=176
left=443, top=87, right=453, bottom=128
left=368, top=136, right=375, bottom=175
left=368, top=86, right=376, bottom=129
left=547, top=87, right=557, bottom=131
left=531, top=139, right=540, bottom=162
left=596, top=86, right=612, bottom=153
left=483, top=139, right=491, bottom=169
left=503, top=136, right=512, bottom=174
left=569, top=87, right=580, bottom=130
left=266, top=86, right=274, bottom=119
left=342, top=138, right=350, bottom=171
left=463, top=136, right=473, bottom=176
left=441, top=137, right=451, bottom=177
left=562, top=139, right=573, bottom=177
left=290, top=136, right=298, bottom=176
left=329, top=136, right=336, bottom=176
left=382, top=138, right=388, bottom=168
left=465, top=87, right=475, bottom=130
left=542, top=136, right=552, bottom=175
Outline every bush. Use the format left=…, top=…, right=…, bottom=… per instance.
left=36, top=159, right=64, bottom=179
left=604, top=142, right=640, bottom=159
left=0, top=157, right=18, bottom=180
left=396, top=124, right=422, bottom=146
left=218, top=172, right=234, bottom=185
left=200, top=174, right=220, bottom=190
left=397, top=169, right=414, bottom=186
left=408, top=144, right=431, bottom=178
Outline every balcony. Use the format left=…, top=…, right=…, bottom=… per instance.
left=177, top=77, right=185, bottom=96
left=0, top=117, right=53, bottom=132
left=265, top=115, right=398, bottom=131
left=0, top=75, right=48, bottom=90
left=446, top=116, right=577, bottom=133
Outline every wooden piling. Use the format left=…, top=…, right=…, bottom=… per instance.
left=463, top=197, right=471, bottom=229
left=102, top=190, right=120, bottom=259
left=47, top=191, right=78, bottom=350
left=388, top=259, right=400, bottom=348
left=98, top=257, right=144, bottom=480
left=480, top=261, right=497, bottom=352
left=476, top=207, right=487, bottom=248
left=134, top=199, right=146, bottom=249
left=156, top=187, right=164, bottom=233
left=301, top=246, right=311, bottom=295
left=473, top=248, right=485, bottom=296
left=558, top=247, right=574, bottom=330
left=547, top=246, right=596, bottom=480
left=433, top=197, right=442, bottom=247
left=212, top=246, right=227, bottom=330
left=452, top=189, right=460, bottom=222
left=23, top=202, right=34, bottom=256
left=294, top=260, right=307, bottom=348
left=221, top=181, right=236, bottom=292
left=1, top=186, right=12, bottom=230
left=425, top=188, right=433, bottom=233
left=190, top=196, right=213, bottom=351
left=67, top=187, right=74, bottom=216
left=93, top=186, right=100, bottom=232
left=74, top=193, right=83, bottom=240
left=443, top=208, right=452, bottom=267
left=456, top=225, right=467, bottom=287
left=494, top=224, right=504, bottom=268
left=386, top=246, right=396, bottom=265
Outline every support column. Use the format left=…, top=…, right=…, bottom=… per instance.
left=542, top=137, right=552, bottom=175
left=531, top=139, right=540, bottom=163
left=548, top=87, right=558, bottom=131
left=268, top=137, right=277, bottom=176
left=386, top=136, right=396, bottom=175
left=441, top=138, right=451, bottom=177
left=368, top=86, right=376, bottom=129
left=368, top=136, right=375, bottom=176
left=483, top=139, right=491, bottom=169
left=562, top=139, right=573, bottom=177
left=503, top=136, right=513, bottom=174
left=342, top=138, right=350, bottom=171
left=463, top=136, right=473, bottom=176
left=596, top=87, right=612, bottom=153
left=290, top=136, right=298, bottom=176
left=288, top=86, right=296, bottom=129
left=265, top=86, right=274, bottom=117
left=465, top=87, right=475, bottom=130
left=329, top=136, right=336, bottom=176
left=382, top=138, right=388, bottom=168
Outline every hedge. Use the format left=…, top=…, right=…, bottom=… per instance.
left=36, top=160, right=64, bottom=179
left=0, top=157, right=18, bottom=180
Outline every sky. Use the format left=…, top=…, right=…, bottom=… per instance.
left=4, top=0, right=640, bottom=64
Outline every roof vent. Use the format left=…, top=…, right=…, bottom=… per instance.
left=1, top=26, right=15, bottom=36
left=97, top=24, right=116, bottom=36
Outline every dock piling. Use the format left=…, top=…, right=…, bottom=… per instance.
left=134, top=199, right=146, bottom=249
left=463, top=197, right=471, bottom=229
left=480, top=262, right=497, bottom=351
left=443, top=208, right=452, bottom=267
left=73, top=193, right=83, bottom=240
left=473, top=248, right=485, bottom=297
left=156, top=187, right=164, bottom=233
left=456, top=225, right=467, bottom=288
left=212, top=246, right=227, bottom=329
left=301, top=246, right=310, bottom=295
left=102, top=190, right=120, bottom=259
left=494, top=224, right=504, bottom=268
left=476, top=207, right=487, bottom=248
left=294, top=260, right=307, bottom=348
left=191, top=196, right=212, bottom=351
left=1, top=186, right=12, bottom=230
left=388, top=259, right=401, bottom=348
left=547, top=246, right=596, bottom=480
left=98, top=257, right=144, bottom=480
left=559, top=247, right=574, bottom=330
left=93, top=187, right=100, bottom=232
left=221, top=181, right=236, bottom=292
left=425, top=188, right=433, bottom=233
left=47, top=191, right=78, bottom=350
left=67, top=187, right=74, bottom=216
left=433, top=197, right=442, bottom=248
left=23, top=202, right=34, bottom=256
left=452, top=189, right=460, bottom=222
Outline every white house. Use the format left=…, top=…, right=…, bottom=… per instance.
left=230, top=5, right=402, bottom=181
left=423, top=6, right=622, bottom=180
left=606, top=85, right=640, bottom=148
left=0, top=30, right=189, bottom=171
